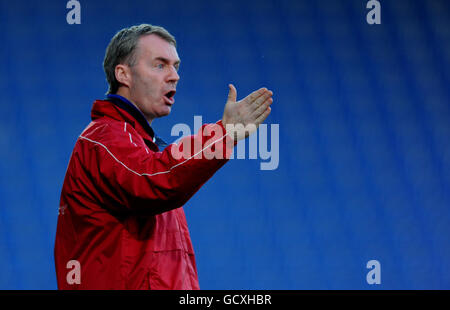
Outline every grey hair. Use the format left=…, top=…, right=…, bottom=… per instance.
left=103, top=24, right=176, bottom=94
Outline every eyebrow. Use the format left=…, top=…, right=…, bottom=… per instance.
left=154, top=56, right=181, bottom=67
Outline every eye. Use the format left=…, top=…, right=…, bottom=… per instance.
left=156, top=63, right=164, bottom=70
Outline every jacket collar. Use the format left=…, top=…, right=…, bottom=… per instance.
left=91, top=94, right=167, bottom=149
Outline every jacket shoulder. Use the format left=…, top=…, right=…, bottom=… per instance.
left=79, top=118, right=148, bottom=153
left=81, top=118, right=124, bottom=137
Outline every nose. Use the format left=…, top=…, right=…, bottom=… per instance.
left=167, top=66, right=180, bottom=84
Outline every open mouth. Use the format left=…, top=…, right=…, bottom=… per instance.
left=165, top=90, right=176, bottom=99
left=163, top=90, right=176, bottom=106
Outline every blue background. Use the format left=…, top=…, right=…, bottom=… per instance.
left=0, top=0, right=449, bottom=289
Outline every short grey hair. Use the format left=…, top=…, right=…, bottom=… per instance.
left=103, top=24, right=176, bottom=94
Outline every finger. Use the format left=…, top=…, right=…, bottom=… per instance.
left=227, top=84, right=237, bottom=103
left=253, top=96, right=273, bottom=117
left=254, top=106, right=272, bottom=126
left=240, top=87, right=267, bottom=105
left=250, top=90, right=273, bottom=111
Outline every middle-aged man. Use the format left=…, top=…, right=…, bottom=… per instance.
left=54, top=24, right=273, bottom=289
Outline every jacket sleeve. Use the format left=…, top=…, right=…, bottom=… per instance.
left=78, top=120, right=235, bottom=216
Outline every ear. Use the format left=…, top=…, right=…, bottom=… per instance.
left=115, top=64, right=132, bottom=88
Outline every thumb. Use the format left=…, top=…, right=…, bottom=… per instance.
left=227, top=84, right=237, bottom=103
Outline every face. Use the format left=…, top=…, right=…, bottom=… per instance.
left=126, top=34, right=180, bottom=123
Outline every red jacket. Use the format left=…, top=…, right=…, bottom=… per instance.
left=54, top=96, right=234, bottom=289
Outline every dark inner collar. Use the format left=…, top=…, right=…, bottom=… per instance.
left=105, top=94, right=155, bottom=140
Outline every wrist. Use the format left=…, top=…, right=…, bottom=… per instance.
left=217, top=120, right=238, bottom=146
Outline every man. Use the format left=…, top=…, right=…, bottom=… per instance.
left=54, top=24, right=273, bottom=289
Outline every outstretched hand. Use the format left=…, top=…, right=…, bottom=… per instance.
left=222, top=84, right=273, bottom=141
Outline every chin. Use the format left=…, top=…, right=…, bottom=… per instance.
left=157, top=107, right=172, bottom=117
left=164, top=105, right=172, bottom=113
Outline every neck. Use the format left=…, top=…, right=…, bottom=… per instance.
left=115, top=88, right=154, bottom=124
